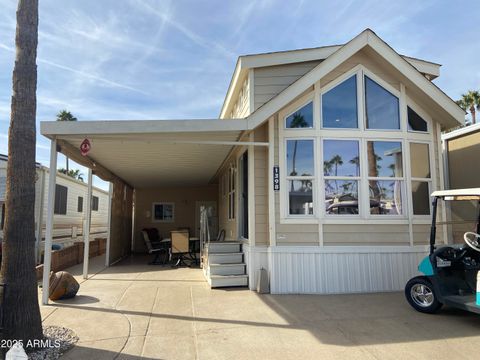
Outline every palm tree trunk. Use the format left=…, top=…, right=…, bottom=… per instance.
left=291, top=140, right=297, bottom=191
left=471, top=106, right=476, bottom=124
left=367, top=142, right=380, bottom=205
left=66, top=156, right=69, bottom=172
left=1, top=0, right=43, bottom=347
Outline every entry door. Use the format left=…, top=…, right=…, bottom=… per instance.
left=195, top=201, right=218, bottom=238
left=239, top=151, right=249, bottom=239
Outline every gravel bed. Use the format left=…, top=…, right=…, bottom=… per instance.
left=28, top=326, right=79, bottom=360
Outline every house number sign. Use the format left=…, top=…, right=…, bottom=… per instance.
left=273, top=166, right=280, bottom=191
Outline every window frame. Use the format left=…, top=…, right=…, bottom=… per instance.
left=320, top=71, right=360, bottom=130
left=408, top=140, right=434, bottom=218
left=77, top=196, right=83, bottom=213
left=152, top=202, right=175, bottom=223
left=364, top=139, right=406, bottom=218
left=283, top=137, right=316, bottom=218
left=91, top=195, right=99, bottom=211
left=283, top=96, right=315, bottom=130
left=322, top=138, right=361, bottom=218
left=406, top=97, right=431, bottom=134
left=54, top=184, right=68, bottom=215
left=277, top=64, right=437, bottom=225
left=363, top=70, right=402, bottom=132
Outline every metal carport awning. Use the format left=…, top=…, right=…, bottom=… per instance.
left=39, top=119, right=269, bottom=304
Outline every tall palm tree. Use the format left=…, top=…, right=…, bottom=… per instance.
left=289, top=113, right=308, bottom=190
left=457, top=91, right=480, bottom=124
left=349, top=156, right=360, bottom=176
left=1, top=0, right=43, bottom=347
left=56, top=110, right=77, bottom=171
left=329, top=154, right=343, bottom=193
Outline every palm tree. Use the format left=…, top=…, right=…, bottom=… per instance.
left=58, top=168, right=84, bottom=182
left=330, top=154, right=343, bottom=193
left=56, top=110, right=77, bottom=171
left=1, top=0, right=43, bottom=347
left=349, top=156, right=360, bottom=176
left=457, top=91, right=480, bottom=125
left=289, top=113, right=308, bottom=190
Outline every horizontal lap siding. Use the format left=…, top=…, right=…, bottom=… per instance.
left=40, top=171, right=109, bottom=242
left=254, top=124, right=269, bottom=245
left=323, top=224, right=410, bottom=245
left=230, top=77, right=250, bottom=118
left=254, top=61, right=321, bottom=111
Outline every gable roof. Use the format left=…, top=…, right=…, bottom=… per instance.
left=245, top=29, right=464, bottom=130
left=220, top=32, right=442, bottom=118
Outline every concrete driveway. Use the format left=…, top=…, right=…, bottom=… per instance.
left=40, top=255, right=480, bottom=360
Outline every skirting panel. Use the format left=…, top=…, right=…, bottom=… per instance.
left=269, top=246, right=428, bottom=294
left=243, top=244, right=269, bottom=290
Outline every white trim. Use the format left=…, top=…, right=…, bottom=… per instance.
left=42, top=138, right=57, bottom=305
left=35, top=168, right=46, bottom=264
left=248, top=132, right=256, bottom=246
left=247, top=29, right=463, bottom=131
left=268, top=244, right=429, bottom=253
left=41, top=119, right=249, bottom=137
left=442, top=122, right=480, bottom=141
left=248, top=69, right=255, bottom=114
left=105, top=182, right=113, bottom=267
left=268, top=117, right=276, bottom=246
left=83, top=169, right=93, bottom=279
left=151, top=202, right=175, bottom=223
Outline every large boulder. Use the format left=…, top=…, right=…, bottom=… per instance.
left=48, top=271, right=80, bottom=301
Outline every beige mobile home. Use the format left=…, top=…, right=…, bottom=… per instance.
left=442, top=124, right=480, bottom=243
left=39, top=29, right=464, bottom=301
left=0, top=154, right=109, bottom=259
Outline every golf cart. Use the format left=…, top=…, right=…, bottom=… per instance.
left=405, top=188, right=480, bottom=314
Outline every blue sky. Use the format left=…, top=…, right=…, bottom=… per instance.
left=0, top=0, right=479, bottom=188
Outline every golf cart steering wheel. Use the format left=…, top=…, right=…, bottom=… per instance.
left=464, top=232, right=480, bottom=252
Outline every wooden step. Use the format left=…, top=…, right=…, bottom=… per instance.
left=209, top=274, right=248, bottom=288
left=209, top=263, right=246, bottom=276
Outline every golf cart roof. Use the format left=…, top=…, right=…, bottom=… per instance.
left=431, top=188, right=480, bottom=200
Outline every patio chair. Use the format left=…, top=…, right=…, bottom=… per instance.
left=170, top=230, right=194, bottom=267
left=142, top=230, right=167, bottom=265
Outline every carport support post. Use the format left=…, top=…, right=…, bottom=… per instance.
left=105, top=182, right=113, bottom=267
left=41, top=138, right=57, bottom=305
left=83, top=168, right=93, bottom=279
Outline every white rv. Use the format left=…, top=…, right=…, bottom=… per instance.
left=0, top=154, right=109, bottom=259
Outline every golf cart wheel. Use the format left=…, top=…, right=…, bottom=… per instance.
left=405, top=276, right=442, bottom=314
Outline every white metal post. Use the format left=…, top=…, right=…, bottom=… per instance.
left=105, top=182, right=113, bottom=267
left=83, top=169, right=93, bottom=279
left=35, top=168, right=46, bottom=264
left=41, top=139, right=57, bottom=305
left=268, top=117, right=276, bottom=246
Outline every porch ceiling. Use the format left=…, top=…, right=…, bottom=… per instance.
left=41, top=120, right=250, bottom=188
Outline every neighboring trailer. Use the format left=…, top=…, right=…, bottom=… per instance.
left=442, top=124, right=480, bottom=243
left=0, top=154, right=109, bottom=258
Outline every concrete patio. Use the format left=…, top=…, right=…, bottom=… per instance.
left=39, top=255, right=480, bottom=360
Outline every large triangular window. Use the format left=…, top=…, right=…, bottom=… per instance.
left=365, top=76, right=400, bottom=130
left=322, top=75, right=358, bottom=128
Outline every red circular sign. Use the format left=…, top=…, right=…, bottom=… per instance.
left=80, top=139, right=91, bottom=156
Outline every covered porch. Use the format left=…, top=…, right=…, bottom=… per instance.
left=40, top=119, right=270, bottom=304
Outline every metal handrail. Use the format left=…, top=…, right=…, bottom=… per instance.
left=199, top=206, right=211, bottom=268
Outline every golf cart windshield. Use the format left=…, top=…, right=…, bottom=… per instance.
left=430, top=188, right=480, bottom=254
